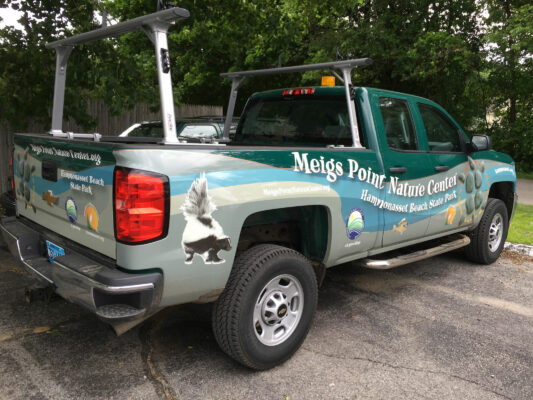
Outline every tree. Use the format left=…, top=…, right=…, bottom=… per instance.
left=484, top=0, right=533, bottom=170
left=300, top=0, right=485, bottom=129
left=0, top=0, right=530, bottom=172
left=0, top=0, right=104, bottom=130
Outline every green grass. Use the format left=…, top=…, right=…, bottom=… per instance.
left=507, top=203, right=533, bottom=245
left=516, top=171, right=533, bottom=180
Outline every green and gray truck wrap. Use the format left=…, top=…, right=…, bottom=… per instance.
left=0, top=8, right=517, bottom=370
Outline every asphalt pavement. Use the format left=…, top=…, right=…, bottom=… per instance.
left=0, top=244, right=532, bottom=400
left=517, top=179, right=533, bottom=205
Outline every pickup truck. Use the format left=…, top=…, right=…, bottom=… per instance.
left=0, top=7, right=517, bottom=370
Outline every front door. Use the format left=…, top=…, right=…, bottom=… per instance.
left=413, top=101, right=469, bottom=233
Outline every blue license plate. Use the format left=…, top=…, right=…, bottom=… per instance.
left=46, top=240, right=65, bottom=262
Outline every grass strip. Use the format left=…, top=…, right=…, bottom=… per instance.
left=508, top=203, right=533, bottom=245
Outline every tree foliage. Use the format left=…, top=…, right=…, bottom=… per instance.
left=483, top=0, right=533, bottom=170
left=0, top=0, right=102, bottom=129
left=0, top=0, right=531, bottom=169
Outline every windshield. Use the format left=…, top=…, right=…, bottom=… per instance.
left=128, top=124, right=163, bottom=138
left=125, top=122, right=221, bottom=140
left=179, top=124, right=218, bottom=139
left=236, top=96, right=352, bottom=146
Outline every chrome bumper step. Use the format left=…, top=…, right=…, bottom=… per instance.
left=356, top=234, right=471, bottom=270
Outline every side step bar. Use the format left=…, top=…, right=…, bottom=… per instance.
left=356, top=234, right=471, bottom=270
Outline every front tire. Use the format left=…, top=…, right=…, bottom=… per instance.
left=465, top=198, right=509, bottom=264
left=212, top=244, right=318, bottom=370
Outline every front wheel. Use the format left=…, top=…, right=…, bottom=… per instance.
left=465, top=198, right=509, bottom=264
left=212, top=244, right=318, bottom=370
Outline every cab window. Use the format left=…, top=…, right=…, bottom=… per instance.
left=237, top=96, right=353, bottom=146
left=418, top=103, right=462, bottom=152
left=378, top=97, right=418, bottom=151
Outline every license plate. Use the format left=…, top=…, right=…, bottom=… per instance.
left=46, top=240, right=65, bottom=262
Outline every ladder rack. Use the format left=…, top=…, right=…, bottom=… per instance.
left=220, top=58, right=373, bottom=148
left=46, top=7, right=189, bottom=143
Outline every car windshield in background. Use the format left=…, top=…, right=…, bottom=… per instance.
left=121, top=121, right=230, bottom=140
left=237, top=96, right=352, bottom=146
left=179, top=124, right=218, bottom=139
left=128, top=124, right=163, bottom=138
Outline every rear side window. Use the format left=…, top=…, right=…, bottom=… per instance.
left=378, top=97, right=418, bottom=151
left=418, top=103, right=462, bottom=152
left=237, top=96, right=352, bottom=146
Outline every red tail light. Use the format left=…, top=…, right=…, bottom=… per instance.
left=114, top=167, right=169, bottom=244
left=282, top=88, right=315, bottom=96
left=9, top=150, right=14, bottom=193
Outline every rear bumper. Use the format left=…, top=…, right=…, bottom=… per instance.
left=0, top=216, right=163, bottom=328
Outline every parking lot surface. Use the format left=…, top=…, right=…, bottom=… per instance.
left=0, top=245, right=532, bottom=400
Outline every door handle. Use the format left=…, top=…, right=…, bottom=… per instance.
left=435, top=165, right=450, bottom=172
left=389, top=167, right=407, bottom=174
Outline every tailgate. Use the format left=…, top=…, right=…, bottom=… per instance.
left=13, top=135, right=116, bottom=259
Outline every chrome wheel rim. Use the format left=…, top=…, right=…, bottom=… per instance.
left=488, top=213, right=504, bottom=252
left=253, top=274, right=304, bottom=346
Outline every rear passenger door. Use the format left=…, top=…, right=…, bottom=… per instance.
left=371, top=92, right=434, bottom=247
left=414, top=101, right=469, bottom=233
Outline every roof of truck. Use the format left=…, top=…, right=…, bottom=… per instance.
left=248, top=86, right=448, bottom=111
left=250, top=86, right=346, bottom=99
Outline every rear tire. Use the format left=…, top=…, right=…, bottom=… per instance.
left=465, top=198, right=508, bottom=264
left=212, top=244, right=318, bottom=370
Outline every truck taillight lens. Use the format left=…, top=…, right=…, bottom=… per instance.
left=114, top=167, right=169, bottom=244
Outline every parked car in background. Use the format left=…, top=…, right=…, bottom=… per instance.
left=119, top=117, right=238, bottom=140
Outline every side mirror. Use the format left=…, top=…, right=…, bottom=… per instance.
left=471, top=135, right=492, bottom=152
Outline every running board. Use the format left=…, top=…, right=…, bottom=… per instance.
left=356, top=234, right=471, bottom=270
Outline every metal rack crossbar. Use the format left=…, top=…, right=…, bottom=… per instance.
left=220, top=58, right=373, bottom=148
left=46, top=7, right=190, bottom=143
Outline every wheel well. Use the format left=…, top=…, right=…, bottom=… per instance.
left=236, top=205, right=329, bottom=263
left=488, top=181, right=514, bottom=221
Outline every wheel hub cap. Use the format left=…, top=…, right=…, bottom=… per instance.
left=488, top=213, right=503, bottom=252
left=253, top=274, right=304, bottom=346
left=261, top=290, right=289, bottom=325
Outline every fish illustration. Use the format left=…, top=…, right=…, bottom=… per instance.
left=445, top=206, right=456, bottom=225
left=42, top=190, right=59, bottom=206
left=393, top=218, right=408, bottom=234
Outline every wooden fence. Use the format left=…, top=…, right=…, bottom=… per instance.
left=0, top=100, right=222, bottom=193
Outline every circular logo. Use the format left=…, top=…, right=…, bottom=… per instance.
left=346, top=208, right=364, bottom=240
left=84, top=203, right=99, bottom=232
left=65, top=197, right=77, bottom=223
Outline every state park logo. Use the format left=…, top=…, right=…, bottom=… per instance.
left=84, top=203, right=99, bottom=232
left=346, top=208, right=365, bottom=240
left=65, top=197, right=77, bottom=223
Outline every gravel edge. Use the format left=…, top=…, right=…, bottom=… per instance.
left=504, top=242, right=533, bottom=257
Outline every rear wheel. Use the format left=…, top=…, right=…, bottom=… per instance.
left=465, top=198, right=509, bottom=264
left=212, top=244, right=318, bottom=370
